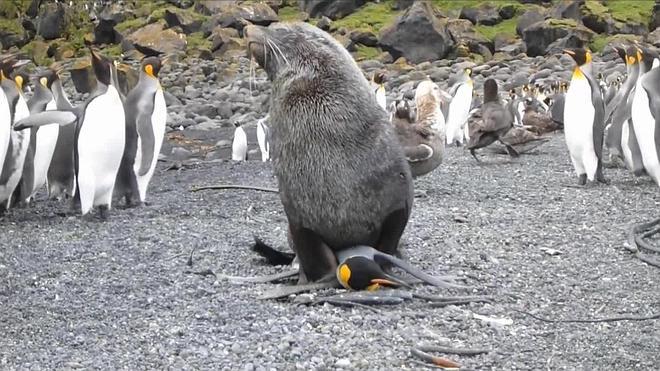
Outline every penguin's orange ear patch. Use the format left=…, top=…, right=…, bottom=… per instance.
left=145, top=64, right=154, bottom=77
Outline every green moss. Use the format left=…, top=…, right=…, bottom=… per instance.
left=354, top=45, right=381, bottom=61
left=20, top=40, right=52, bottom=66
left=0, top=0, right=31, bottom=18
left=133, top=1, right=166, bottom=18
left=103, top=44, right=124, bottom=58
left=185, top=32, right=212, bottom=55
left=583, top=0, right=610, bottom=17
left=606, top=0, right=653, bottom=24
left=547, top=18, right=579, bottom=27
left=475, top=17, right=518, bottom=41
left=0, top=18, right=22, bottom=34
left=333, top=1, right=400, bottom=32
left=116, top=18, right=149, bottom=33
left=278, top=5, right=307, bottom=22
left=150, top=5, right=209, bottom=23
left=589, top=33, right=641, bottom=52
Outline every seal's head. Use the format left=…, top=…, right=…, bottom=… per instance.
left=245, top=22, right=362, bottom=83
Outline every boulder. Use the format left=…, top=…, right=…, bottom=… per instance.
left=349, top=30, right=378, bottom=47
left=69, top=60, right=96, bottom=94
left=116, top=64, right=139, bottom=97
left=446, top=19, right=493, bottom=59
left=581, top=1, right=614, bottom=34
left=647, top=27, right=660, bottom=47
left=298, top=0, right=366, bottom=20
left=37, top=2, right=68, bottom=40
left=164, top=9, right=203, bottom=34
left=522, top=19, right=594, bottom=57
left=391, top=0, right=414, bottom=11
left=498, top=4, right=517, bottom=20
left=98, top=2, right=133, bottom=24
left=494, top=34, right=525, bottom=54
left=94, top=18, right=122, bottom=45
left=208, top=27, right=242, bottom=55
left=516, top=8, right=547, bottom=36
left=379, top=2, right=454, bottom=64
left=167, top=0, right=194, bottom=8
left=125, top=23, right=187, bottom=55
left=550, top=0, right=584, bottom=21
left=652, top=0, right=660, bottom=31
left=459, top=3, right=502, bottom=26
left=200, top=3, right=278, bottom=34
left=317, top=16, right=332, bottom=31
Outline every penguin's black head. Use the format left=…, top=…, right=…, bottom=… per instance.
left=10, top=69, right=29, bottom=92
left=625, top=46, right=638, bottom=66
left=483, top=78, right=499, bottom=103
left=372, top=71, right=385, bottom=85
left=0, top=57, right=29, bottom=82
left=336, top=256, right=410, bottom=291
left=614, top=45, right=627, bottom=63
left=89, top=46, right=114, bottom=86
left=563, top=48, right=591, bottom=66
left=142, top=56, right=162, bottom=79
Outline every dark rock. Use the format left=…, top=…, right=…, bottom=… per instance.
left=460, top=3, right=502, bottom=26
left=299, top=0, right=366, bottom=20
left=164, top=92, right=183, bottom=106
left=125, top=23, right=187, bottom=55
left=26, top=0, right=41, bottom=18
left=167, top=0, right=194, bottom=8
left=38, top=2, right=68, bottom=40
left=217, top=102, right=233, bottom=119
left=379, top=2, right=454, bottom=64
left=69, top=61, right=96, bottom=94
left=391, top=0, right=414, bottom=11
left=349, top=30, right=378, bottom=47
left=94, top=18, right=122, bottom=45
left=550, top=0, right=584, bottom=20
left=198, top=2, right=278, bottom=31
left=499, top=4, right=517, bottom=20
left=0, top=30, right=25, bottom=50
left=522, top=19, right=594, bottom=57
left=516, top=8, right=547, bottom=36
left=493, top=34, right=525, bottom=54
left=198, top=49, right=214, bottom=60
left=613, top=21, right=647, bottom=36
left=98, top=2, right=133, bottom=24
left=317, top=16, right=332, bottom=31
left=545, top=33, right=590, bottom=56
left=164, top=9, right=202, bottom=34
left=208, top=27, right=242, bottom=55
left=652, top=0, right=660, bottom=31
left=446, top=19, right=493, bottom=59
left=647, top=28, right=660, bottom=47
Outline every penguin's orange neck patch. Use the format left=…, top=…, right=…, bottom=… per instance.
left=572, top=67, right=585, bottom=80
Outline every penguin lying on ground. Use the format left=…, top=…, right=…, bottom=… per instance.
left=466, top=78, right=519, bottom=162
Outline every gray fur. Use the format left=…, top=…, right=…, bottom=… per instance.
left=246, top=22, right=414, bottom=284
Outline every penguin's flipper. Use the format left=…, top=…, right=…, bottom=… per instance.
left=641, top=68, right=660, bottom=120
left=13, top=111, right=77, bottom=130
left=372, top=252, right=472, bottom=290
left=404, top=144, right=433, bottom=163
left=136, top=110, right=156, bottom=176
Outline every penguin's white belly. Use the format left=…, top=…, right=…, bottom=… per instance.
left=232, top=127, right=247, bottom=161
left=0, top=98, right=31, bottom=206
left=256, top=122, right=269, bottom=162
left=0, top=91, right=10, bottom=173
left=446, top=83, right=472, bottom=144
left=135, top=89, right=166, bottom=202
left=631, top=84, right=660, bottom=184
left=375, top=87, right=387, bottom=112
left=77, top=86, right=125, bottom=214
left=563, top=79, right=597, bottom=178
left=30, top=100, right=60, bottom=197
left=516, top=101, right=525, bottom=126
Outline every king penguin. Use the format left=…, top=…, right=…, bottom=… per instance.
left=371, top=71, right=387, bottom=112
left=256, top=114, right=270, bottom=162
left=13, top=69, right=60, bottom=206
left=14, top=47, right=126, bottom=219
left=562, top=48, right=607, bottom=185
left=114, top=55, right=167, bottom=207
left=0, top=59, right=31, bottom=212
left=630, top=46, right=660, bottom=186
left=445, top=68, right=473, bottom=146
left=231, top=121, right=248, bottom=161
left=46, top=64, right=76, bottom=200
left=0, top=57, right=14, bottom=182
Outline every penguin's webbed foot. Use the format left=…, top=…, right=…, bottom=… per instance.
left=470, top=149, right=482, bottom=163
left=577, top=174, right=587, bottom=186
left=98, top=205, right=110, bottom=221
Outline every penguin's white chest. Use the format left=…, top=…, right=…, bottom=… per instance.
left=621, top=119, right=634, bottom=170
left=0, top=97, right=31, bottom=204
left=563, top=78, right=595, bottom=154
left=631, top=79, right=660, bottom=181
left=0, top=90, right=10, bottom=171
left=232, top=126, right=247, bottom=161
left=31, top=99, right=60, bottom=196
left=446, top=83, right=473, bottom=144
left=375, top=86, right=387, bottom=112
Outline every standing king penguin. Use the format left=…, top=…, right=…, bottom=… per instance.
left=256, top=115, right=271, bottom=162
left=563, top=48, right=607, bottom=185
left=232, top=121, right=248, bottom=161
left=630, top=46, right=660, bottom=186
left=445, top=68, right=473, bottom=146
left=0, top=59, right=31, bottom=212
left=114, top=55, right=167, bottom=207
left=14, top=69, right=60, bottom=205
left=14, top=47, right=126, bottom=219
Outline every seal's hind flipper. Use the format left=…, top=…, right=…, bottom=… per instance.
left=258, top=280, right=340, bottom=300
left=251, top=236, right=296, bottom=266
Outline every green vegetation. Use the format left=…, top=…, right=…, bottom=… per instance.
left=605, top=0, right=653, bottom=24
left=20, top=40, right=52, bottom=66
left=278, top=5, right=308, bottom=22
left=333, top=1, right=400, bottom=32
left=583, top=0, right=610, bottom=17
left=547, top=18, right=579, bottom=27
left=0, top=0, right=31, bottom=18
left=475, top=17, right=518, bottom=40
left=0, top=18, right=22, bottom=34
left=185, top=32, right=212, bottom=55
left=354, top=45, right=381, bottom=61
left=589, top=33, right=642, bottom=52
left=116, top=18, right=148, bottom=33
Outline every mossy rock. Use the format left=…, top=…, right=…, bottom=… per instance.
left=20, top=39, right=51, bottom=66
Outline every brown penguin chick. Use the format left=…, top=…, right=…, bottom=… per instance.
left=522, top=97, right=561, bottom=135
left=466, top=78, right=518, bottom=162
left=394, top=80, right=445, bottom=177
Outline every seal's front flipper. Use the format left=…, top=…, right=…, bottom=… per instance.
left=289, top=224, right=337, bottom=283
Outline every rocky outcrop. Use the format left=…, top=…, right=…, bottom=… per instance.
left=208, top=27, right=243, bottom=56
left=69, top=59, right=96, bottom=94
left=460, top=3, right=502, bottom=26
left=125, top=23, right=187, bottom=55
left=164, top=9, right=203, bottom=34
left=652, top=0, right=660, bottom=31
left=201, top=2, right=278, bottom=35
left=298, top=0, right=366, bottom=20
left=379, top=2, right=454, bottom=64
left=446, top=19, right=493, bottom=59
left=550, top=0, right=584, bottom=21
left=522, top=19, right=594, bottom=57
left=516, top=7, right=547, bottom=36
left=349, top=30, right=378, bottom=47
left=37, top=2, right=68, bottom=40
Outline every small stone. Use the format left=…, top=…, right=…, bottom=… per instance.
left=335, top=359, right=351, bottom=368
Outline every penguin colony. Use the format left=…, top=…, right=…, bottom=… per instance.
left=1, top=44, right=168, bottom=220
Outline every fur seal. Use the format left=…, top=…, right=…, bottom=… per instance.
left=244, top=22, right=414, bottom=285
